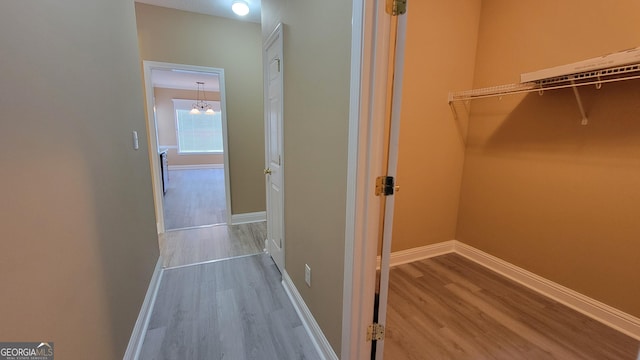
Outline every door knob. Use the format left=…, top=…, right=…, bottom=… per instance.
left=264, top=168, right=272, bottom=175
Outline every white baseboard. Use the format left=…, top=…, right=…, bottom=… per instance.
left=231, top=211, right=266, bottom=225
left=124, top=257, right=164, bottom=360
left=377, top=240, right=456, bottom=269
left=281, top=271, right=339, bottom=360
left=453, top=241, right=640, bottom=341
left=381, top=240, right=640, bottom=341
left=167, top=164, right=224, bottom=170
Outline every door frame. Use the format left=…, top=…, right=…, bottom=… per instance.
left=142, top=61, right=232, bottom=233
left=263, top=23, right=285, bottom=272
left=341, top=0, right=402, bottom=359
left=374, top=8, right=408, bottom=359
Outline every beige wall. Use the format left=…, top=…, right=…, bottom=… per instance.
left=261, top=0, right=352, bottom=353
left=0, top=1, right=159, bottom=358
left=391, top=0, right=482, bottom=252
left=457, top=0, right=640, bottom=317
left=136, top=3, right=265, bottom=214
left=154, top=87, right=224, bottom=166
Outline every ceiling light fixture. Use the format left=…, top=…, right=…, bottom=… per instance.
left=190, top=82, right=214, bottom=115
left=231, top=1, right=250, bottom=16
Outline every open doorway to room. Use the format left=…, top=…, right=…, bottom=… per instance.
left=143, top=61, right=266, bottom=269
left=146, top=63, right=231, bottom=231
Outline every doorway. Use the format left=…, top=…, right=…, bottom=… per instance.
left=142, top=61, right=269, bottom=269
left=143, top=61, right=232, bottom=233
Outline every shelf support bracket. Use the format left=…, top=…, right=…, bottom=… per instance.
left=570, top=81, right=588, bottom=125
left=448, top=93, right=459, bottom=121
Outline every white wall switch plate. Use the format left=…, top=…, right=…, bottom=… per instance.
left=305, top=264, right=311, bottom=287
left=132, top=130, right=139, bottom=150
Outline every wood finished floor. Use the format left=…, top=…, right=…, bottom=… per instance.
left=139, top=254, right=320, bottom=360
left=384, top=253, right=640, bottom=359
left=163, top=169, right=226, bottom=230
left=159, top=222, right=267, bottom=268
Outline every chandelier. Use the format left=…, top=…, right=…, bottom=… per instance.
left=190, top=81, right=214, bottom=115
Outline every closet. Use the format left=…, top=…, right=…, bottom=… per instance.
left=380, top=0, right=640, bottom=358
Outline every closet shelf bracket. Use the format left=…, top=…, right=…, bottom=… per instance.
left=447, top=61, right=640, bottom=125
left=570, top=82, right=589, bottom=125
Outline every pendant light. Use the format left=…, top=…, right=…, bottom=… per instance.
left=190, top=81, right=214, bottom=115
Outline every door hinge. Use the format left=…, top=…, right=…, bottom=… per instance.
left=367, top=323, right=385, bottom=341
left=375, top=176, right=395, bottom=196
left=387, top=0, right=407, bottom=16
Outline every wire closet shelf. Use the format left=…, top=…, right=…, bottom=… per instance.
left=448, top=62, right=640, bottom=125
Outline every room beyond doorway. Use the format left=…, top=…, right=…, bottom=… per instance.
left=142, top=61, right=232, bottom=233
left=162, top=168, right=226, bottom=230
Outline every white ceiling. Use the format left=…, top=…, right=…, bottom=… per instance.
left=136, top=0, right=261, bottom=23
left=152, top=69, right=220, bottom=91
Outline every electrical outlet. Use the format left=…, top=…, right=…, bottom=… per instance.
left=305, top=264, right=311, bottom=287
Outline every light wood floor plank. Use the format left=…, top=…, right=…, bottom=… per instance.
left=159, top=222, right=266, bottom=268
left=140, top=254, right=320, bottom=360
left=163, top=169, right=227, bottom=230
left=384, top=253, right=640, bottom=359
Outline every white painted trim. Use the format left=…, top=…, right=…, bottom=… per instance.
left=373, top=10, right=409, bottom=360
left=380, top=240, right=640, bottom=341
left=218, top=69, right=233, bottom=226
left=230, top=211, right=266, bottom=225
left=167, top=164, right=224, bottom=170
left=176, top=151, right=224, bottom=155
left=124, top=257, right=164, bottom=360
left=342, top=0, right=397, bottom=358
left=391, top=241, right=456, bottom=266
left=263, top=22, right=286, bottom=274
left=143, top=63, right=165, bottom=234
left=282, top=271, right=339, bottom=360
left=453, top=241, right=640, bottom=341
left=376, top=240, right=456, bottom=269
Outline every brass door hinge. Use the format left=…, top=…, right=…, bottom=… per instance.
left=367, top=323, right=385, bottom=341
left=375, top=176, right=395, bottom=196
left=386, top=0, right=407, bottom=16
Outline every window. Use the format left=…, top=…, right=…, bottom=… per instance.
left=173, top=99, right=223, bottom=154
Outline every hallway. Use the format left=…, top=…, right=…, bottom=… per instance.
left=139, top=254, right=320, bottom=359
left=159, top=222, right=266, bottom=268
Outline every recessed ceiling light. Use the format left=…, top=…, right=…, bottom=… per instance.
left=231, top=1, right=250, bottom=16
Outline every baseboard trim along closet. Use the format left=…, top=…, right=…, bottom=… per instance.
left=377, top=240, right=456, bottom=269
left=167, top=164, right=224, bottom=170
left=124, top=257, right=164, bottom=360
left=453, top=241, right=640, bottom=341
left=230, top=211, right=266, bottom=225
left=282, top=271, right=339, bottom=360
left=384, top=240, right=640, bottom=341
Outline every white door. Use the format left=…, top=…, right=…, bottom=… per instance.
left=264, top=23, right=285, bottom=273
left=374, top=10, right=408, bottom=360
